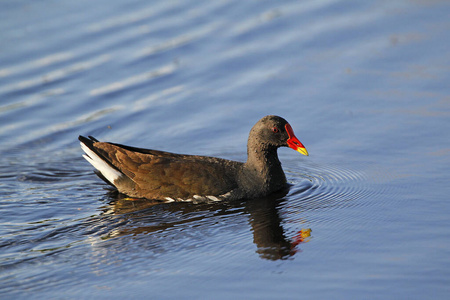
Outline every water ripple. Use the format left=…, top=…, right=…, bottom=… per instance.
left=286, top=161, right=385, bottom=213
left=0, top=52, right=74, bottom=78
left=0, top=55, right=110, bottom=96
left=89, top=63, right=176, bottom=96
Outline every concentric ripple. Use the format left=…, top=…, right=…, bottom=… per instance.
left=285, top=161, right=390, bottom=213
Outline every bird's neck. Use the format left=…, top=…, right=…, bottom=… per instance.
left=246, top=144, right=282, bottom=175
left=238, top=143, right=287, bottom=196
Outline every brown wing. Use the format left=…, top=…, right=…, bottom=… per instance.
left=92, top=142, right=241, bottom=200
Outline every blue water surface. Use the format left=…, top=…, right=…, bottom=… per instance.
left=1, top=0, right=449, bottom=299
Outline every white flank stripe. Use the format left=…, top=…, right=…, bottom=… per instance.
left=206, top=195, right=220, bottom=202
left=80, top=142, right=122, bottom=184
left=163, top=191, right=235, bottom=203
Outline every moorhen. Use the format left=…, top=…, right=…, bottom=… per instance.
left=79, top=115, right=308, bottom=202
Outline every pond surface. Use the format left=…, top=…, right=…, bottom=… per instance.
left=1, top=0, right=450, bottom=299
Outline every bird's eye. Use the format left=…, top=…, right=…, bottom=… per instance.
left=272, top=127, right=279, bottom=133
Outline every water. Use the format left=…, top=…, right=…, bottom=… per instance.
left=1, top=0, right=450, bottom=298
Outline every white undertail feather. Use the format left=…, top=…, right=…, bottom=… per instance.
left=80, top=142, right=122, bottom=185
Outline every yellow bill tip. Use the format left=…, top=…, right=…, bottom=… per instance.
left=297, top=147, right=309, bottom=156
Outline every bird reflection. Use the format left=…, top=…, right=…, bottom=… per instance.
left=102, top=188, right=311, bottom=260
left=245, top=188, right=311, bottom=260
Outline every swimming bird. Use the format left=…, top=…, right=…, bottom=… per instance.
left=79, top=115, right=308, bottom=202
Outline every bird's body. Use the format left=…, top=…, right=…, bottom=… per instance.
left=79, top=115, right=308, bottom=202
